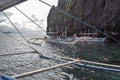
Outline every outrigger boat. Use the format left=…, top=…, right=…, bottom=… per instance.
left=45, top=26, right=78, bottom=45
left=27, top=33, right=107, bottom=45
left=39, top=25, right=78, bottom=45
left=27, top=36, right=78, bottom=45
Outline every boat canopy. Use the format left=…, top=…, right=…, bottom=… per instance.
left=0, top=0, right=27, bottom=12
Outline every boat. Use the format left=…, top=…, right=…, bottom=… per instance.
left=27, top=35, right=78, bottom=45
left=77, top=30, right=107, bottom=42
left=44, top=25, right=79, bottom=45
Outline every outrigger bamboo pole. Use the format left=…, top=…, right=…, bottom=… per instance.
left=40, top=55, right=120, bottom=72
left=65, top=58, right=120, bottom=68
left=81, top=60, right=120, bottom=68
left=13, top=59, right=80, bottom=79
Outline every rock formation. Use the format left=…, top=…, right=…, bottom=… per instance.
left=47, top=0, right=120, bottom=40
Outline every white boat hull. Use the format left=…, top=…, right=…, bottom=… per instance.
left=46, top=38, right=78, bottom=45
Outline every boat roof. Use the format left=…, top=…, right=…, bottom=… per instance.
left=0, top=0, right=27, bottom=12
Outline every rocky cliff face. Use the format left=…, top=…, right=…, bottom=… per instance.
left=47, top=0, right=120, bottom=39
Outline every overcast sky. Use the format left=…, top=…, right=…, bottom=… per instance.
left=0, top=0, right=58, bottom=33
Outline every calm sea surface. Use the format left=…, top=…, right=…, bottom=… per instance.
left=0, top=33, right=120, bottom=80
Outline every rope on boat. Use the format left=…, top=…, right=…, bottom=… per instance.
left=39, top=55, right=120, bottom=72
left=2, top=12, right=35, bottom=50
left=27, top=37, right=45, bottom=46
left=0, top=30, right=33, bottom=49
left=28, top=40, right=44, bottom=46
left=13, top=59, right=80, bottom=79
left=2, top=12, right=43, bottom=56
left=14, top=7, right=46, bottom=32
left=38, top=0, right=120, bottom=43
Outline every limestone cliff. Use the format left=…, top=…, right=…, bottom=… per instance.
left=47, top=0, right=120, bottom=39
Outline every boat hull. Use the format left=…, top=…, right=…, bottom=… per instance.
left=46, top=38, right=78, bottom=45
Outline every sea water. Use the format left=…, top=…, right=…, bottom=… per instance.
left=0, top=33, right=120, bottom=80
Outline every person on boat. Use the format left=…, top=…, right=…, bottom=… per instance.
left=61, top=32, right=66, bottom=39
left=73, top=33, right=77, bottom=38
left=73, top=33, right=77, bottom=39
